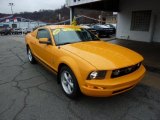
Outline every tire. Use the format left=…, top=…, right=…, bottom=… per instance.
left=27, top=47, right=36, bottom=64
left=59, top=66, right=80, bottom=99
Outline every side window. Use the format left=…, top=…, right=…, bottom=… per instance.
left=93, top=26, right=97, bottom=29
left=37, top=29, right=51, bottom=40
left=106, top=25, right=110, bottom=28
left=94, top=26, right=100, bottom=29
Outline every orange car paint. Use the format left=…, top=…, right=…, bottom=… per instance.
left=25, top=25, right=146, bottom=97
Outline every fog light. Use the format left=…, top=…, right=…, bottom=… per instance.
left=113, top=70, right=121, bottom=76
left=125, top=67, right=132, bottom=73
left=128, top=67, right=132, bottom=71
left=137, top=63, right=141, bottom=67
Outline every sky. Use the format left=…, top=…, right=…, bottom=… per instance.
left=0, top=0, right=66, bottom=14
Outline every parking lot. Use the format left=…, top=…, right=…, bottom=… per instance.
left=0, top=35, right=160, bottom=120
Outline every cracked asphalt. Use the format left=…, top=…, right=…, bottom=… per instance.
left=0, top=35, right=160, bottom=120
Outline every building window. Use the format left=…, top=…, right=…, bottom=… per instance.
left=12, top=24, right=17, bottom=28
left=74, top=0, right=76, bottom=2
left=131, top=10, right=152, bottom=31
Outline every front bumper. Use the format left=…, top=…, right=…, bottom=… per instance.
left=80, top=65, right=146, bottom=97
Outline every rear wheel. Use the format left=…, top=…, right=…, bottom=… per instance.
left=27, top=47, right=36, bottom=64
left=59, top=66, right=80, bottom=99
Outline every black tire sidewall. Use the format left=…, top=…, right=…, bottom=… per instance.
left=27, top=47, right=36, bottom=64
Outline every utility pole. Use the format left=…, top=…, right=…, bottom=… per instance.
left=9, top=3, right=14, bottom=29
left=9, top=3, right=14, bottom=15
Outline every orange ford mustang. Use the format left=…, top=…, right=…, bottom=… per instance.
left=25, top=25, right=146, bottom=98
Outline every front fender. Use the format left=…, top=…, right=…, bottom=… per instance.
left=58, top=56, right=83, bottom=86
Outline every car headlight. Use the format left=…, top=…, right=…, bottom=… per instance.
left=87, top=71, right=106, bottom=80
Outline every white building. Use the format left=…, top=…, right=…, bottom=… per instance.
left=66, top=0, right=160, bottom=42
left=0, top=16, right=47, bottom=30
left=0, top=21, right=46, bottom=29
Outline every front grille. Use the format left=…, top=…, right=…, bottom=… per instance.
left=111, top=62, right=141, bottom=78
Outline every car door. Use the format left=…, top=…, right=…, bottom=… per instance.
left=35, top=28, right=54, bottom=66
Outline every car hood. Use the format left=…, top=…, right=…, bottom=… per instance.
left=61, top=41, right=143, bottom=70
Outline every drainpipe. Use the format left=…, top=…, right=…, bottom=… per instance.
left=150, top=14, right=156, bottom=42
left=70, top=7, right=75, bottom=24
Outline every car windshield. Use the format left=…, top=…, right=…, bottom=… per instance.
left=97, top=25, right=108, bottom=28
left=106, top=24, right=115, bottom=28
left=52, top=28, right=99, bottom=45
left=80, top=25, right=91, bottom=29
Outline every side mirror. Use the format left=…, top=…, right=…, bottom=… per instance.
left=39, top=38, right=51, bottom=45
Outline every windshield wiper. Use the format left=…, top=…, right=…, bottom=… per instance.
left=57, top=42, right=73, bottom=46
left=82, top=39, right=100, bottom=42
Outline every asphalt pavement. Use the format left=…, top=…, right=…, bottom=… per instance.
left=0, top=35, right=160, bottom=120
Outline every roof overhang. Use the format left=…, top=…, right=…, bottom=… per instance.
left=67, top=0, right=102, bottom=7
left=66, top=0, right=119, bottom=12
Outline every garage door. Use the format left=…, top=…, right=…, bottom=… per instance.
left=153, top=14, right=160, bottom=42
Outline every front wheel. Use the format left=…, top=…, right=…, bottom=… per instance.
left=27, top=48, right=36, bottom=64
left=60, top=66, right=80, bottom=99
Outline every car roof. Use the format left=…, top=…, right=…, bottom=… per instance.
left=39, top=25, right=82, bottom=29
left=80, top=25, right=91, bottom=29
left=94, top=25, right=109, bottom=28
